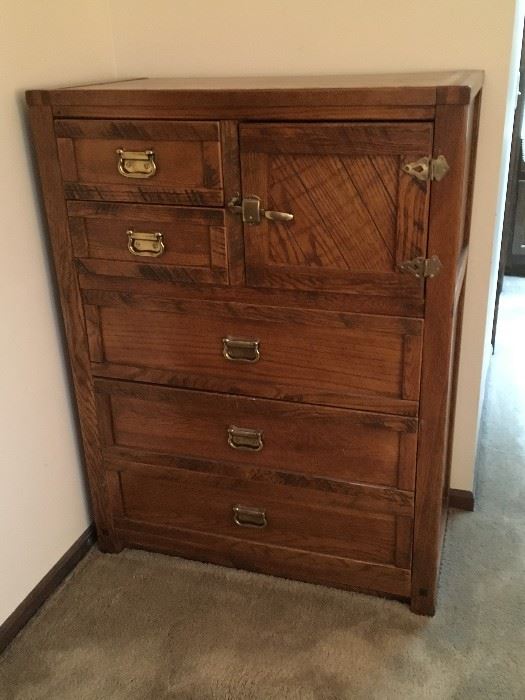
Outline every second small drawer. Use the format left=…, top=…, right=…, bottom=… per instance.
left=69, top=201, right=228, bottom=285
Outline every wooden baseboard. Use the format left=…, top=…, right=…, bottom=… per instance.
left=448, top=488, right=475, bottom=511
left=0, top=524, right=96, bottom=654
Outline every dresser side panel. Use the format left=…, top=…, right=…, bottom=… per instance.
left=27, top=104, right=119, bottom=551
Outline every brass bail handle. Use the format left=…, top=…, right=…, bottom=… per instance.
left=228, top=194, right=293, bottom=225
left=233, top=505, right=267, bottom=529
left=127, top=230, right=165, bottom=257
left=222, top=337, right=260, bottom=363
left=116, top=148, right=157, bottom=178
left=228, top=426, right=264, bottom=452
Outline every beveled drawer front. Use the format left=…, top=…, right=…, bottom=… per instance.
left=68, top=202, right=228, bottom=285
left=95, top=379, right=417, bottom=490
left=55, top=119, right=223, bottom=206
left=85, top=294, right=423, bottom=417
left=113, top=467, right=413, bottom=569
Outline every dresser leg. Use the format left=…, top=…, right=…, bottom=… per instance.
left=409, top=591, right=436, bottom=616
left=95, top=527, right=124, bottom=554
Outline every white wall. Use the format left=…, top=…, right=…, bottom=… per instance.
left=0, top=2, right=116, bottom=625
left=108, top=0, right=523, bottom=491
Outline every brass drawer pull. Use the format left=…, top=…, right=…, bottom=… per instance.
left=222, top=337, right=260, bottom=363
left=127, top=230, right=165, bottom=257
left=233, top=505, right=267, bottom=529
left=228, top=426, right=263, bottom=451
left=116, top=148, right=157, bottom=178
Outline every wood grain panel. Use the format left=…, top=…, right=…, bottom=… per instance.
left=96, top=379, right=417, bottom=489
left=86, top=294, right=423, bottom=415
left=240, top=122, right=432, bottom=298
left=55, top=119, right=223, bottom=205
left=68, top=201, right=228, bottom=285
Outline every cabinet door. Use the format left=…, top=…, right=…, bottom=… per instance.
left=240, top=122, right=433, bottom=300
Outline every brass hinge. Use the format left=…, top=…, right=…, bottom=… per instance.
left=399, top=255, right=443, bottom=279
left=402, top=155, right=450, bottom=182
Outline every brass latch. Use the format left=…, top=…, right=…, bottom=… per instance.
left=399, top=255, right=443, bottom=279
left=402, top=155, right=450, bottom=182
left=228, top=194, right=294, bottom=225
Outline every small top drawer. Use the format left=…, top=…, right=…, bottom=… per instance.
left=54, top=119, right=223, bottom=206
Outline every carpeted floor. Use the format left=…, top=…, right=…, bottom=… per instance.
left=1, top=278, right=524, bottom=699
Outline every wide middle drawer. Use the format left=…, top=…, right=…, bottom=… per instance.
left=85, top=294, right=423, bottom=416
left=95, top=379, right=417, bottom=490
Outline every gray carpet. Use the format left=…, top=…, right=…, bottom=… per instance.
left=1, top=278, right=524, bottom=699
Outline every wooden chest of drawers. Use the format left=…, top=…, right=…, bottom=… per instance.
left=26, top=72, right=482, bottom=614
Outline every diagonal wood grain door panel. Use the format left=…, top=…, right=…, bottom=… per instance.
left=240, top=122, right=433, bottom=301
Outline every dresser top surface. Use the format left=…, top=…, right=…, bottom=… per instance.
left=27, top=71, right=483, bottom=107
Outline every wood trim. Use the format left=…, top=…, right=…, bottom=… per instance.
left=240, top=122, right=434, bottom=155
left=51, top=104, right=437, bottom=121
left=435, top=71, right=483, bottom=105
left=448, top=488, right=475, bottom=511
left=116, top=523, right=412, bottom=599
left=104, top=452, right=415, bottom=516
left=84, top=305, right=104, bottom=363
left=77, top=258, right=228, bottom=286
left=25, top=71, right=483, bottom=109
left=410, top=101, right=475, bottom=615
left=221, top=120, right=245, bottom=286
left=68, top=216, right=88, bottom=257
left=27, top=105, right=116, bottom=551
left=54, top=118, right=220, bottom=140
left=77, top=272, right=426, bottom=318
left=0, top=525, right=95, bottom=653
left=92, top=363, right=419, bottom=417
left=81, top=289, right=423, bottom=335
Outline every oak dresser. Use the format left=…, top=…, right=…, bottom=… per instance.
left=26, top=72, right=482, bottom=614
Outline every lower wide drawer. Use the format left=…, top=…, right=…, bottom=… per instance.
left=95, top=379, right=417, bottom=490
left=113, top=467, right=413, bottom=571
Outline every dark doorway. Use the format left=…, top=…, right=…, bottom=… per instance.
left=492, top=25, right=525, bottom=348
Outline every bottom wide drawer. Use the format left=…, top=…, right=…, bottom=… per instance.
left=113, top=468, right=413, bottom=572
